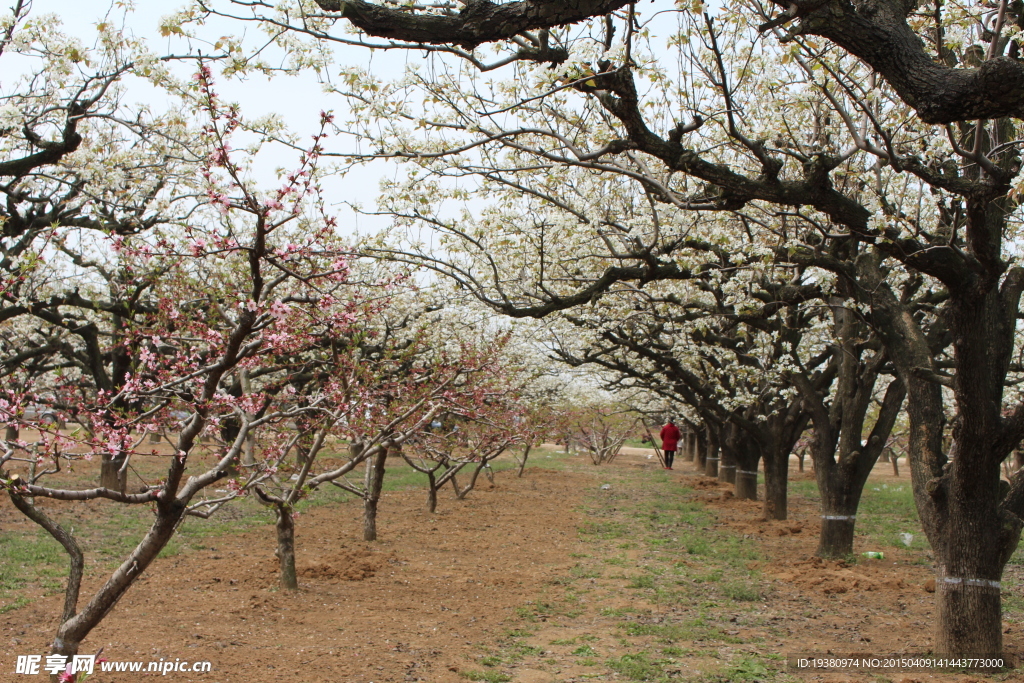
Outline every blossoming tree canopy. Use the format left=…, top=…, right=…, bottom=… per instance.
left=177, top=0, right=1024, bottom=124
left=193, top=0, right=1024, bottom=659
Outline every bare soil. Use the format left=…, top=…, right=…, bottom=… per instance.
left=3, top=446, right=1021, bottom=683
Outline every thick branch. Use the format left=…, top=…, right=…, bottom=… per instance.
left=776, top=0, right=1024, bottom=123
left=315, top=0, right=630, bottom=49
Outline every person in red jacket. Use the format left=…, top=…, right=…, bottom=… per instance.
left=660, top=419, right=681, bottom=470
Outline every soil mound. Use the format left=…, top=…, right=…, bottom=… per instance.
left=689, top=476, right=727, bottom=490
left=771, top=557, right=909, bottom=594
left=299, top=548, right=389, bottom=581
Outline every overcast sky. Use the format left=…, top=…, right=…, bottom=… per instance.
left=26, top=0, right=410, bottom=236
left=25, top=1, right=685, bottom=240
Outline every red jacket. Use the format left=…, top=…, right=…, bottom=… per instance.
left=660, top=422, right=681, bottom=450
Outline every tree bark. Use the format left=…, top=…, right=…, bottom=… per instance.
left=426, top=472, right=438, bottom=513
left=517, top=443, right=532, bottom=477
left=50, top=496, right=187, bottom=661
left=718, top=423, right=737, bottom=483
left=704, top=449, right=719, bottom=478
left=456, top=457, right=497, bottom=499
left=316, top=0, right=631, bottom=50
left=732, top=433, right=760, bottom=501
left=735, top=468, right=758, bottom=500
left=696, top=427, right=709, bottom=470
left=719, top=437, right=736, bottom=483
left=858, top=242, right=1020, bottom=656
left=762, top=443, right=789, bottom=521
left=275, top=503, right=298, bottom=590
left=770, top=0, right=1024, bottom=123
left=791, top=286, right=908, bottom=557
left=99, top=452, right=127, bottom=493
left=363, top=446, right=389, bottom=541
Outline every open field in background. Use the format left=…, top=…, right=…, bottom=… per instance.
left=2, top=443, right=1022, bottom=682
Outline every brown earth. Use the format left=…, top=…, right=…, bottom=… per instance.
left=2, top=446, right=1022, bottom=682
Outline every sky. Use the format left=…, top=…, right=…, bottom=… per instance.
left=21, top=0, right=686, bottom=241
left=27, top=0, right=413, bottom=236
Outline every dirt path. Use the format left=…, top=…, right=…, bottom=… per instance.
left=4, top=450, right=1022, bottom=682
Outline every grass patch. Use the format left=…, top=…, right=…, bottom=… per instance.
left=722, top=581, right=763, bottom=602
left=579, top=520, right=630, bottom=540
left=628, top=575, right=656, bottom=589
left=461, top=670, right=511, bottom=683
left=0, top=596, right=31, bottom=614
left=606, top=652, right=674, bottom=681
left=718, top=656, right=774, bottom=680
left=853, top=482, right=928, bottom=550
left=622, top=615, right=726, bottom=643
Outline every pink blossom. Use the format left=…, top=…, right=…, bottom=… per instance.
left=269, top=300, right=290, bottom=320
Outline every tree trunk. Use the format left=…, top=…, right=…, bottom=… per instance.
left=275, top=503, right=298, bottom=590
left=735, top=468, right=758, bottom=500
left=696, top=427, right=710, bottom=470
left=935, top=563, right=1004, bottom=656
left=426, top=471, right=438, bottom=513
left=517, top=444, right=532, bottom=477
left=718, top=423, right=737, bottom=483
left=456, top=460, right=489, bottom=499
left=858, top=241, right=1019, bottom=656
left=815, top=465, right=864, bottom=558
left=818, top=514, right=856, bottom=558
left=363, top=446, right=388, bottom=542
left=99, top=452, right=127, bottom=493
left=719, top=438, right=736, bottom=483
left=8, top=491, right=84, bottom=679
left=932, top=438, right=1009, bottom=656
left=765, top=410, right=812, bottom=522
left=732, top=435, right=759, bottom=500
left=762, top=446, right=788, bottom=520
left=705, top=450, right=719, bottom=477
left=50, top=495, right=188, bottom=663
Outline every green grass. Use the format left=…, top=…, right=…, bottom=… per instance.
left=722, top=580, right=763, bottom=602
left=461, top=670, right=511, bottom=683
left=492, top=458, right=787, bottom=680
left=628, top=575, right=656, bottom=589
left=719, top=656, right=774, bottom=680
left=855, top=482, right=927, bottom=550
left=579, top=520, right=630, bottom=539
left=622, top=616, right=727, bottom=643
left=0, top=596, right=31, bottom=614
left=606, top=652, right=675, bottom=681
